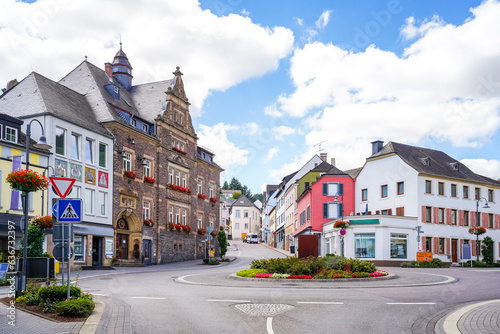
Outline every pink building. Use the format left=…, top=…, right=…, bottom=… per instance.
left=295, top=167, right=355, bottom=239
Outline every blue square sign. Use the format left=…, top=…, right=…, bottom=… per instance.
left=56, top=199, right=82, bottom=222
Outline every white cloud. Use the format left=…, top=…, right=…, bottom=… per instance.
left=400, top=15, right=446, bottom=40
left=244, top=122, right=259, bottom=135
left=264, top=102, right=283, bottom=117
left=273, top=125, right=296, bottom=140
left=197, top=123, right=248, bottom=169
left=315, top=10, right=332, bottom=29
left=264, top=146, right=279, bottom=163
left=461, top=159, right=500, bottom=180
left=295, top=17, right=304, bottom=26
left=271, top=1, right=500, bottom=172
left=241, top=9, right=251, bottom=16
left=0, top=0, right=294, bottom=117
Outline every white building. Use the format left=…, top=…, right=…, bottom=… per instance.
left=229, top=195, right=260, bottom=240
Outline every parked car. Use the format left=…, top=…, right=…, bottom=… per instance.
left=248, top=233, right=259, bottom=244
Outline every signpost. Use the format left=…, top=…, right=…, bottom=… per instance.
left=416, top=252, right=433, bottom=261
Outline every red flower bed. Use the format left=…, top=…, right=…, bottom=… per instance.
left=169, top=222, right=175, bottom=230
left=368, top=271, right=387, bottom=277
left=175, top=223, right=182, bottom=231
left=288, top=275, right=312, bottom=279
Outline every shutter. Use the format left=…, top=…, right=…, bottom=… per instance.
left=323, top=203, right=328, bottom=218
left=388, top=208, right=392, bottom=215
left=339, top=183, right=344, bottom=196
left=376, top=210, right=380, bottom=215
left=460, top=239, right=464, bottom=258
left=323, top=183, right=328, bottom=195
left=482, top=213, right=488, bottom=228
left=496, top=214, right=500, bottom=229
left=446, top=238, right=450, bottom=255
left=471, top=212, right=476, bottom=226
left=338, top=203, right=344, bottom=218
left=421, top=206, right=426, bottom=223
left=433, top=207, right=439, bottom=224
left=434, top=237, right=439, bottom=255
left=472, top=240, right=476, bottom=256
left=458, top=210, right=464, bottom=226
left=446, top=209, right=452, bottom=225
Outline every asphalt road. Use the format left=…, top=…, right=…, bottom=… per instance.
left=75, top=240, right=500, bottom=334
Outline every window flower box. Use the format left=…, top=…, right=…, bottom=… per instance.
left=169, top=222, right=175, bottom=230
left=172, top=147, right=187, bottom=155
left=169, top=184, right=192, bottom=194
left=6, top=169, right=49, bottom=192
left=144, top=219, right=154, bottom=227
left=144, top=176, right=155, bottom=184
left=175, top=223, right=182, bottom=231
left=182, top=225, right=191, bottom=233
left=469, top=226, right=486, bottom=235
left=209, top=197, right=217, bottom=204
left=197, top=228, right=206, bottom=235
left=333, top=220, right=349, bottom=229
left=198, top=193, right=206, bottom=200
left=30, top=216, right=53, bottom=229
left=124, top=170, right=136, bottom=179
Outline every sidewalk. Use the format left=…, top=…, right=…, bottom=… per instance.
left=260, top=242, right=294, bottom=257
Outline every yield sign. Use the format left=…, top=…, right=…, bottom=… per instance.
left=49, top=177, right=76, bottom=198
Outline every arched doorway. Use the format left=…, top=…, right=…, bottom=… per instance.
left=115, top=210, right=142, bottom=261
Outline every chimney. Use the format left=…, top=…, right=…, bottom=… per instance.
left=371, top=140, right=384, bottom=155
left=320, top=152, right=327, bottom=162
left=104, top=62, right=113, bottom=78
left=330, top=158, right=336, bottom=166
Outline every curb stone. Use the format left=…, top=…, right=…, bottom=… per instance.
left=79, top=298, right=104, bottom=334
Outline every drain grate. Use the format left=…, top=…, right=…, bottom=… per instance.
left=234, top=304, right=294, bottom=316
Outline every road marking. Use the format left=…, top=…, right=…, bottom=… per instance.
left=297, top=301, right=344, bottom=305
left=386, top=302, right=436, bottom=305
left=207, top=299, right=251, bottom=303
left=443, top=299, right=500, bottom=334
left=267, top=317, right=274, bottom=334
left=92, top=293, right=108, bottom=296
left=131, top=297, right=166, bottom=300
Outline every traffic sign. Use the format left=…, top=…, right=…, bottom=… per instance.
left=57, top=199, right=82, bottom=222
left=206, top=235, right=213, bottom=242
left=339, top=228, right=346, bottom=236
left=206, top=226, right=213, bottom=234
left=49, top=177, right=76, bottom=198
left=53, top=243, right=74, bottom=261
left=416, top=252, right=432, bottom=261
left=53, top=223, right=74, bottom=242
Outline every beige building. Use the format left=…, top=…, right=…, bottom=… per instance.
left=229, top=195, right=260, bottom=240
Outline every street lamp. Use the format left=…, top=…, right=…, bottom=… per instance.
left=475, top=197, right=490, bottom=262
left=20, top=119, right=51, bottom=295
left=334, top=191, right=344, bottom=257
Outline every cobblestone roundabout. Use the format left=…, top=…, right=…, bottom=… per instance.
left=234, top=304, right=295, bottom=316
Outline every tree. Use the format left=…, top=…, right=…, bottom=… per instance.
left=222, top=181, right=229, bottom=190
left=218, top=228, right=228, bottom=259
left=20, top=224, right=45, bottom=257
left=229, top=178, right=242, bottom=190
left=231, top=192, right=242, bottom=199
left=482, top=236, right=494, bottom=264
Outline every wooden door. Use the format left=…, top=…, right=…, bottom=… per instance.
left=116, top=234, right=129, bottom=259
left=451, top=239, right=458, bottom=263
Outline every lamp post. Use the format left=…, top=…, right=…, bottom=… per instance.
left=335, top=191, right=344, bottom=257
left=475, top=197, right=490, bottom=262
left=20, top=119, right=51, bottom=295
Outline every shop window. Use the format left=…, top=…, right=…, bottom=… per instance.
left=354, top=234, right=375, bottom=258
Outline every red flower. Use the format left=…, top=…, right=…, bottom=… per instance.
left=30, top=215, right=53, bottom=229
left=144, top=176, right=155, bottom=184
left=197, top=228, right=206, bottom=235
left=209, top=197, right=217, bottom=203
left=198, top=193, right=206, bottom=200
left=124, top=170, right=136, bottom=179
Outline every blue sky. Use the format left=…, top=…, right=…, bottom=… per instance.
left=2, top=0, right=500, bottom=195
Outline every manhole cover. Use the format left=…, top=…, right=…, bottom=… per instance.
left=234, top=304, right=294, bottom=316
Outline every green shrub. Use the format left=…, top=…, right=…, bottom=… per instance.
left=55, top=298, right=95, bottom=317
left=263, top=257, right=300, bottom=274
left=329, top=257, right=376, bottom=273
left=250, top=259, right=269, bottom=269
left=482, top=237, right=494, bottom=264
left=314, top=269, right=333, bottom=279
left=236, top=269, right=268, bottom=277
left=15, top=296, right=26, bottom=304
left=24, top=292, right=41, bottom=306
left=42, top=301, right=59, bottom=313
left=430, top=258, right=443, bottom=268
left=38, top=285, right=81, bottom=303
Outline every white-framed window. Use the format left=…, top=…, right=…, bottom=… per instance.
left=99, top=142, right=107, bottom=168
left=198, top=214, right=203, bottom=229
left=55, top=127, right=66, bottom=155
left=169, top=168, right=174, bottom=184
left=182, top=208, right=187, bottom=225
left=67, top=185, right=81, bottom=199
left=323, top=202, right=342, bottom=219
left=123, top=152, right=131, bottom=171
left=209, top=184, right=214, bottom=198
left=85, top=188, right=94, bottom=214
left=390, top=234, right=407, bottom=259
left=198, top=179, right=203, bottom=194
left=143, top=160, right=151, bottom=178
left=98, top=191, right=107, bottom=216
left=175, top=207, right=180, bottom=224
left=235, top=223, right=240, bottom=230
left=143, top=201, right=150, bottom=220
left=236, top=210, right=240, bottom=218
left=168, top=205, right=173, bottom=223
left=74, top=235, right=85, bottom=262
left=244, top=210, right=248, bottom=218
left=175, top=171, right=180, bottom=185
left=71, top=133, right=81, bottom=160
left=323, top=182, right=343, bottom=196
left=182, top=173, right=187, bottom=187
left=86, top=138, right=94, bottom=164
left=5, top=126, right=17, bottom=143
left=209, top=216, right=214, bottom=227
left=354, top=233, right=375, bottom=258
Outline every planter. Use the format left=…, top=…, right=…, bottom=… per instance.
left=124, top=171, right=136, bottom=179
left=169, top=184, right=192, bottom=194
left=333, top=220, right=350, bottom=229
left=198, top=193, right=206, bottom=200
left=197, top=228, right=206, bottom=235
left=182, top=225, right=191, bottom=233
left=209, top=197, right=217, bottom=204
left=144, top=219, right=155, bottom=227
left=6, top=169, right=49, bottom=192
left=469, top=226, right=486, bottom=235
left=144, top=176, right=155, bottom=184
left=172, top=147, right=187, bottom=155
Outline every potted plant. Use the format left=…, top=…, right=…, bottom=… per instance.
left=144, top=176, right=155, bottom=184
left=29, top=216, right=53, bottom=229
left=469, top=226, right=486, bottom=235
left=333, top=220, right=350, bottom=229
left=144, top=219, right=154, bottom=227
left=197, top=228, right=206, bottom=235
left=169, top=222, right=175, bottom=230
left=124, top=170, right=136, bottom=179
left=175, top=223, right=182, bottom=231
left=198, top=193, right=206, bottom=200
left=172, top=146, right=187, bottom=154
left=210, top=230, right=218, bottom=238
left=209, top=197, right=217, bottom=204
left=6, top=169, right=49, bottom=192
left=182, top=225, right=191, bottom=233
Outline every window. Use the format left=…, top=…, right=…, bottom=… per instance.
left=168, top=205, right=173, bottom=223
left=439, top=238, right=445, bottom=254
left=169, top=168, right=174, bottom=184
left=71, top=134, right=80, bottom=160
left=123, top=152, right=131, bottom=171
left=323, top=182, right=343, bottom=196
left=143, top=160, right=151, bottom=178
left=198, top=214, right=203, bottom=229
left=488, top=189, right=494, bottom=202
left=489, top=214, right=494, bottom=228
left=425, top=237, right=432, bottom=252
left=98, top=192, right=107, bottom=216
left=198, top=179, right=203, bottom=194
left=425, top=207, right=432, bottom=223
left=86, top=138, right=94, bottom=164
left=244, top=210, right=248, bottom=218
left=397, top=182, right=404, bottom=195
left=354, top=234, right=375, bottom=258
left=143, top=201, right=150, bottom=220
left=175, top=207, right=180, bottom=224
left=235, top=223, right=239, bottom=230
left=209, top=184, right=214, bottom=198
left=381, top=210, right=389, bottom=215
left=451, top=184, right=457, bottom=197
left=307, top=206, right=310, bottom=221
left=74, top=236, right=85, bottom=262
left=236, top=210, right=240, bottom=218
left=464, top=211, right=469, bottom=226
left=361, top=189, right=368, bottom=201
left=323, top=202, right=343, bottom=219
left=438, top=208, right=444, bottom=224
left=85, top=189, right=94, bottom=214
left=55, top=127, right=66, bottom=155
left=209, top=216, right=214, bottom=227
left=5, top=126, right=17, bottom=143
left=182, top=209, right=187, bottom=225
left=425, top=180, right=432, bottom=194
left=143, top=124, right=148, bottom=132
left=175, top=171, right=180, bottom=185
left=300, top=211, right=306, bottom=226
left=390, top=234, right=407, bottom=259
left=99, top=143, right=107, bottom=168
left=463, top=186, right=469, bottom=199
left=381, top=185, right=388, bottom=198
left=451, top=209, right=457, bottom=225
left=68, top=185, right=80, bottom=199
left=244, top=223, right=248, bottom=229
left=475, top=187, right=480, bottom=200
left=182, top=173, right=187, bottom=187
left=438, top=182, right=444, bottom=196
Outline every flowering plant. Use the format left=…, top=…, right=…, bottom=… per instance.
left=182, top=225, right=191, bottom=233
left=175, top=223, right=182, bottom=231
left=197, top=228, right=206, bottom=235
left=124, top=170, right=136, bottom=179
left=144, top=219, right=154, bottom=227
left=288, top=275, right=313, bottom=279
left=144, top=176, right=155, bottom=184
left=6, top=169, right=49, bottom=192
left=210, top=230, right=218, bottom=238
left=469, top=226, right=486, bottom=235
left=198, top=193, right=206, bottom=200
left=30, top=215, right=52, bottom=229
left=169, top=222, right=175, bottom=230
left=169, top=184, right=192, bottom=194
left=209, top=197, right=217, bottom=204
left=369, top=270, right=388, bottom=277
left=333, top=220, right=350, bottom=229
left=172, top=146, right=187, bottom=155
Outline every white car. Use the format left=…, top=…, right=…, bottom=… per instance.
left=247, top=233, right=259, bottom=244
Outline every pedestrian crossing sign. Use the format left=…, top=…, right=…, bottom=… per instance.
left=57, top=199, right=82, bottom=223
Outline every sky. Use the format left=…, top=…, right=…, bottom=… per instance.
left=1, top=0, right=500, bottom=195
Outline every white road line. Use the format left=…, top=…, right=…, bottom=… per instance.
left=130, top=297, right=166, bottom=300
left=386, top=302, right=436, bottom=305
left=206, top=299, right=251, bottom=303
left=92, top=293, right=108, bottom=296
left=297, top=301, right=344, bottom=305
left=267, top=317, right=274, bottom=334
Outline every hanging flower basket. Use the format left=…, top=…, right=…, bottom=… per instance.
left=210, top=230, right=218, bottom=238
left=469, top=226, right=486, bottom=235
left=6, top=170, right=49, bottom=192
left=124, top=170, right=136, bottom=179
left=197, top=228, right=206, bottom=235
left=144, top=176, right=155, bottom=184
left=209, top=197, right=217, bottom=204
left=333, top=220, right=350, bottom=229
left=198, top=193, right=206, bottom=200
left=144, top=219, right=155, bottom=227
left=30, top=215, right=53, bottom=229
left=182, top=225, right=191, bottom=233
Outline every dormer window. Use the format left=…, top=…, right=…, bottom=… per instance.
left=132, top=119, right=136, bottom=127
left=5, top=126, right=17, bottom=143
left=449, top=162, right=459, bottom=171
left=143, top=124, right=148, bottom=132
left=421, top=157, right=431, bottom=166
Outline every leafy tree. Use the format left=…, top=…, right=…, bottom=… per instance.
left=20, top=224, right=45, bottom=257
left=252, top=193, right=263, bottom=202
left=231, top=192, right=242, bottom=199
left=482, top=236, right=494, bottom=264
left=218, top=228, right=228, bottom=259
left=229, top=178, right=242, bottom=190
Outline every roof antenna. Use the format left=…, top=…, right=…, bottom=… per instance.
left=85, top=55, right=87, bottom=61
left=314, top=140, right=327, bottom=154
left=119, top=35, right=122, bottom=50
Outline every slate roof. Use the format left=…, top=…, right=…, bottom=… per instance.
left=0, top=72, right=112, bottom=138
left=230, top=195, right=257, bottom=208
left=310, top=161, right=336, bottom=172
left=370, top=141, right=500, bottom=187
left=343, top=167, right=362, bottom=179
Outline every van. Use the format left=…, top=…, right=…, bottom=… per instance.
left=248, top=233, right=259, bottom=244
